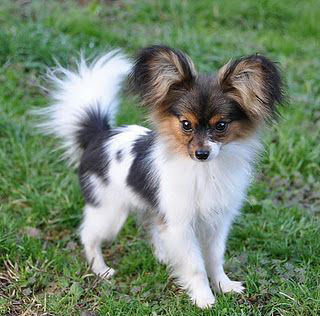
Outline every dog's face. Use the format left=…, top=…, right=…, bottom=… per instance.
left=130, top=46, right=283, bottom=161
left=154, top=77, right=254, bottom=161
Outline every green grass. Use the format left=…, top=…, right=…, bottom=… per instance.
left=1, top=0, right=319, bottom=315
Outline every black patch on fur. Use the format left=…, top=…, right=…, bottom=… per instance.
left=77, top=108, right=119, bottom=206
left=227, top=100, right=249, bottom=121
left=78, top=129, right=119, bottom=206
left=127, top=131, right=158, bottom=207
left=116, top=150, right=123, bottom=162
left=76, top=108, right=111, bottom=150
left=78, top=172, right=98, bottom=206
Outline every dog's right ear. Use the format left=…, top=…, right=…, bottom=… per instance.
left=129, top=45, right=197, bottom=108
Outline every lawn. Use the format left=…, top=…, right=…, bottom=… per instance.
left=0, top=0, right=319, bottom=315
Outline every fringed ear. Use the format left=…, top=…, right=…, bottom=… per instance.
left=218, top=55, right=284, bottom=123
left=129, top=45, right=197, bottom=108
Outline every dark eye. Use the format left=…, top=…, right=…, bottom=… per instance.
left=215, top=121, right=228, bottom=132
left=181, top=120, right=193, bottom=132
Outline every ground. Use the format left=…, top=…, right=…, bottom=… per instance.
left=0, top=0, right=319, bottom=315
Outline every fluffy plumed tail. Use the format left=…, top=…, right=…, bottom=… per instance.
left=38, top=51, right=132, bottom=166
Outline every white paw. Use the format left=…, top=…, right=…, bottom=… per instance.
left=93, top=267, right=116, bottom=279
left=215, top=280, right=244, bottom=294
left=191, top=290, right=215, bottom=309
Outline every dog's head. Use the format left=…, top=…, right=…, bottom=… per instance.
left=130, top=45, right=284, bottom=161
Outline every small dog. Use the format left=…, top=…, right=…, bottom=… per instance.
left=40, top=45, right=283, bottom=308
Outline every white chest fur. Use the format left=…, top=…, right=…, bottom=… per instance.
left=155, top=138, right=260, bottom=224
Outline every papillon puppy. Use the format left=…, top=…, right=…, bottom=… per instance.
left=40, top=45, right=283, bottom=308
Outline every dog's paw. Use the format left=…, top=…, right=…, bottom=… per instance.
left=192, top=290, right=215, bottom=309
left=93, top=267, right=116, bottom=279
left=216, top=280, right=244, bottom=294
left=101, top=267, right=116, bottom=279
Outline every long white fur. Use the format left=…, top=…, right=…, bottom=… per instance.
left=41, top=52, right=262, bottom=309
left=37, top=50, right=131, bottom=166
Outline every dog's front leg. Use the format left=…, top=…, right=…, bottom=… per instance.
left=203, top=215, right=245, bottom=294
left=158, top=222, right=215, bottom=308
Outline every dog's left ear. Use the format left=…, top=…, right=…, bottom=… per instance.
left=129, top=45, right=197, bottom=109
left=217, top=55, right=284, bottom=123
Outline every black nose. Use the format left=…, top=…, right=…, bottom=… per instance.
left=195, top=150, right=210, bottom=160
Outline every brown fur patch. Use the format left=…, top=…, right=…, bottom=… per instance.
left=180, top=114, right=199, bottom=129
left=156, top=114, right=192, bottom=157
left=209, top=115, right=225, bottom=126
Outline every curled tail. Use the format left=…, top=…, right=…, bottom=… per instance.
left=38, top=50, right=132, bottom=166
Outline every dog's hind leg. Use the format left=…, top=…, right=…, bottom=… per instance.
left=80, top=202, right=128, bottom=278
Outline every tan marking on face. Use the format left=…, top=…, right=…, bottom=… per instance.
left=209, top=115, right=225, bottom=126
left=154, top=110, right=204, bottom=158
left=156, top=115, right=192, bottom=157
left=180, top=113, right=198, bottom=129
